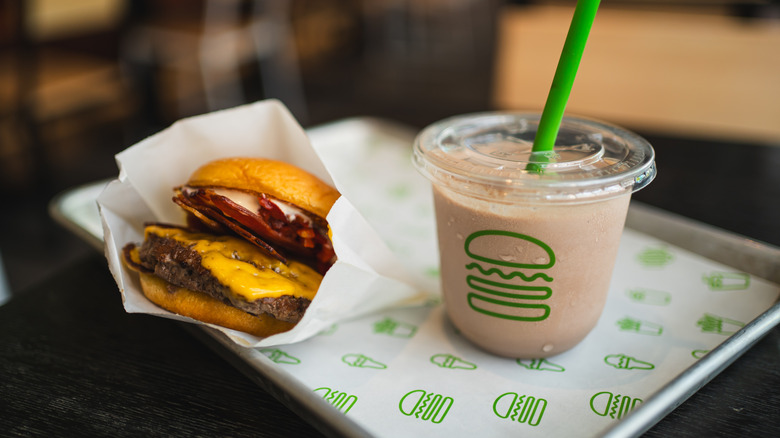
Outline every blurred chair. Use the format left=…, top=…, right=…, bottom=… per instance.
left=0, top=0, right=135, bottom=191
left=493, top=3, right=780, bottom=144
left=358, top=0, right=499, bottom=121
left=0, top=250, right=10, bottom=306
left=362, top=0, right=496, bottom=68
left=120, top=0, right=307, bottom=124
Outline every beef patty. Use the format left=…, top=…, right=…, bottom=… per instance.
left=135, top=233, right=310, bottom=323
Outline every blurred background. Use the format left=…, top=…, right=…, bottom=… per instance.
left=0, top=0, right=778, bottom=300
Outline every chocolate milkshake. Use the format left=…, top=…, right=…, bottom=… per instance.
left=434, top=186, right=630, bottom=357
left=413, top=113, right=655, bottom=358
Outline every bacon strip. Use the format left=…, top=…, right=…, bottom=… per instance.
left=173, top=187, right=335, bottom=273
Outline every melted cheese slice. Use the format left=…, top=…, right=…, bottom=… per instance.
left=144, top=225, right=321, bottom=302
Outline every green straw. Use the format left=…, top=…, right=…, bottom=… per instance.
left=532, top=0, right=601, bottom=154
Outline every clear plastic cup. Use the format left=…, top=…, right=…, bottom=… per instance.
left=413, top=112, right=656, bottom=358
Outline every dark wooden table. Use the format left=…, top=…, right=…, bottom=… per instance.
left=1, top=133, right=778, bottom=437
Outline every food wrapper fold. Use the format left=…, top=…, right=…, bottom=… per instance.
left=99, top=100, right=432, bottom=347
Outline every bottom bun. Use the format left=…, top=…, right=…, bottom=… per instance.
left=137, top=271, right=296, bottom=338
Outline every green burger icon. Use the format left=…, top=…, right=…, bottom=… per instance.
left=464, top=230, right=555, bottom=321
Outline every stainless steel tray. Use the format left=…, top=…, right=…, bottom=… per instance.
left=50, top=119, right=780, bottom=438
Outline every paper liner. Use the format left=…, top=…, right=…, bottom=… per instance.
left=99, top=100, right=427, bottom=347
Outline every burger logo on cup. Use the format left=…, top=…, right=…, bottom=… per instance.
left=464, top=230, right=555, bottom=321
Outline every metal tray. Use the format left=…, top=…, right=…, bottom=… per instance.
left=50, top=119, right=780, bottom=438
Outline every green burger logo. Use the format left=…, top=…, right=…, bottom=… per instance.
left=464, top=230, right=555, bottom=321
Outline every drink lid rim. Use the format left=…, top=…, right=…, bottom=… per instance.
left=412, top=112, right=656, bottom=201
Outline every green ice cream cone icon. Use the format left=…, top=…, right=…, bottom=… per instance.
left=318, top=324, right=338, bottom=336
left=430, top=353, right=477, bottom=370
left=261, top=348, right=300, bottom=365
left=604, top=354, right=655, bottom=370
left=702, top=271, right=751, bottom=291
left=516, top=358, right=565, bottom=372
left=342, top=353, right=387, bottom=369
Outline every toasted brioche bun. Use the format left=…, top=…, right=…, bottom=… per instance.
left=186, top=157, right=339, bottom=219
left=137, top=271, right=296, bottom=338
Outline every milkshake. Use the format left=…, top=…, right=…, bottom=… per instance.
left=413, top=113, right=655, bottom=358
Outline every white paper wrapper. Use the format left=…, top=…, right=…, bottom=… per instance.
left=99, top=100, right=431, bottom=347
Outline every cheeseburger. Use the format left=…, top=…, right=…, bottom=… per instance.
left=122, top=157, right=340, bottom=337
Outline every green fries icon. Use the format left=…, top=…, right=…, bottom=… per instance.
left=625, top=288, right=671, bottom=306
left=636, top=247, right=674, bottom=267
left=696, top=313, right=745, bottom=335
left=702, top=271, right=751, bottom=291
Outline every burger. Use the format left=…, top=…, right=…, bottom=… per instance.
left=463, top=230, right=555, bottom=321
left=122, top=157, right=340, bottom=337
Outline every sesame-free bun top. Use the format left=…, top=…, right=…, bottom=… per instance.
left=186, top=157, right=340, bottom=219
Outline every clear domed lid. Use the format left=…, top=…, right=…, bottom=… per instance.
left=413, top=112, right=656, bottom=203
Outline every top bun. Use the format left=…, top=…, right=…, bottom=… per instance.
left=187, top=157, right=340, bottom=219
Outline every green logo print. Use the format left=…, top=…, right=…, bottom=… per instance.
left=463, top=230, right=555, bottom=322
left=625, top=288, right=671, bottom=306
left=318, top=324, right=338, bottom=336
left=261, top=349, right=300, bottom=365
left=590, top=391, right=643, bottom=420
left=637, top=247, right=674, bottom=267
left=430, top=354, right=477, bottom=370
left=696, top=313, right=745, bottom=335
left=342, top=354, right=387, bottom=369
left=616, top=317, right=663, bottom=336
left=702, top=271, right=751, bottom=291
left=387, top=182, right=412, bottom=200
left=373, top=317, right=417, bottom=338
left=517, top=358, right=565, bottom=372
left=604, top=354, right=655, bottom=370
left=314, top=387, right=357, bottom=414
left=691, top=349, right=709, bottom=359
left=493, top=392, right=547, bottom=426
left=399, top=389, right=453, bottom=424
left=424, top=294, right=443, bottom=306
